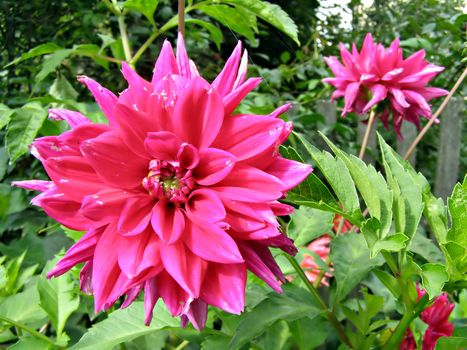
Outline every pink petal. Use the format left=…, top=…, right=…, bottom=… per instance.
left=186, top=189, right=225, bottom=223
left=363, top=84, right=388, bottom=113
left=176, top=32, right=191, bottom=77
left=120, top=62, right=153, bottom=112
left=403, top=90, right=431, bottom=113
left=229, top=224, right=281, bottom=241
left=233, top=49, right=249, bottom=89
left=80, top=189, right=131, bottom=225
left=152, top=40, right=178, bottom=83
left=81, top=131, right=148, bottom=189
left=389, top=88, right=410, bottom=109
left=177, top=143, right=200, bottom=169
left=342, top=82, right=360, bottom=116
left=78, top=75, right=118, bottom=126
left=121, top=284, right=143, bottom=309
left=185, top=221, right=243, bottom=264
left=151, top=201, right=185, bottom=244
left=160, top=240, right=206, bottom=297
left=144, top=131, right=182, bottom=161
left=183, top=299, right=208, bottom=331
left=156, top=271, right=190, bottom=316
left=265, top=157, right=312, bottom=191
left=48, top=109, right=91, bottom=128
left=269, top=201, right=294, bottom=216
left=200, top=263, right=246, bottom=314
left=416, top=87, right=448, bottom=101
left=223, top=77, right=262, bottom=116
left=172, top=77, right=224, bottom=148
left=212, top=41, right=242, bottom=97
left=80, top=261, right=93, bottom=294
left=118, top=195, right=153, bottom=236
left=193, top=148, right=236, bottom=185
left=143, top=278, right=159, bottom=325
left=11, top=180, right=53, bottom=192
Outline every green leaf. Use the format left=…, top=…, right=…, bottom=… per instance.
left=186, top=19, right=223, bottom=50
left=330, top=233, right=383, bottom=301
left=196, top=4, right=257, bottom=42
left=372, top=269, right=401, bottom=298
left=0, top=286, right=46, bottom=326
left=5, top=43, right=63, bottom=68
left=435, top=336, right=467, bottom=350
left=6, top=103, right=47, bottom=163
left=372, top=233, right=409, bottom=256
left=378, top=135, right=423, bottom=243
left=420, top=263, right=448, bottom=299
left=201, top=335, right=231, bottom=350
left=70, top=302, right=179, bottom=350
left=123, top=0, right=159, bottom=27
left=0, top=104, right=14, bottom=131
left=222, top=0, right=299, bottom=45
left=288, top=316, right=329, bottom=350
left=37, top=260, right=79, bottom=343
left=408, top=230, right=444, bottom=263
left=49, top=76, right=78, bottom=101
left=228, top=284, right=322, bottom=350
left=254, top=320, right=290, bottom=350
left=8, top=336, right=52, bottom=350
left=35, top=50, right=72, bottom=83
left=288, top=206, right=334, bottom=246
left=292, top=134, right=362, bottom=224
left=447, top=175, right=467, bottom=247
left=322, top=133, right=392, bottom=235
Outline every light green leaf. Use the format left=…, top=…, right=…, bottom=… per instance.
left=37, top=260, right=79, bottom=343
left=0, top=286, right=46, bottom=325
left=196, top=4, right=257, bottom=42
left=5, top=43, right=63, bottom=68
left=408, top=230, right=444, bottom=263
left=292, top=134, right=362, bottom=224
left=435, top=336, right=467, bottom=350
left=228, top=284, right=322, bottom=350
left=49, top=76, right=78, bottom=101
left=288, top=316, right=329, bottom=350
left=378, top=135, right=423, bottom=242
left=372, top=233, right=409, bottom=256
left=70, top=302, right=179, bottom=350
left=322, top=133, right=392, bottom=235
left=447, top=175, right=467, bottom=247
left=8, top=336, right=52, bottom=350
left=254, top=320, right=290, bottom=350
left=372, top=269, right=401, bottom=298
left=0, top=104, right=14, bottom=131
left=201, top=335, right=230, bottom=350
left=222, top=0, right=299, bottom=45
left=331, top=233, right=384, bottom=301
left=36, top=49, right=72, bottom=83
left=124, top=0, right=159, bottom=27
left=186, top=19, right=223, bottom=50
left=420, top=263, right=448, bottom=299
left=6, top=103, right=47, bottom=163
left=288, top=206, right=334, bottom=246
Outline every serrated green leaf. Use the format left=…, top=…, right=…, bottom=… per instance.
left=36, top=50, right=72, bottom=83
left=330, top=233, right=384, bottom=301
left=186, top=19, right=223, bottom=50
left=228, top=284, right=322, bottom=350
left=6, top=103, right=47, bottom=163
left=447, top=175, right=467, bottom=247
left=420, top=263, right=448, bottom=299
left=222, top=0, right=299, bottom=45
left=70, top=302, right=179, bottom=350
left=123, top=0, right=159, bottom=27
left=37, top=260, right=79, bottom=343
left=0, top=104, right=14, bottom=131
left=378, top=135, right=423, bottom=243
left=322, top=133, right=392, bottom=235
left=288, top=206, right=333, bottom=246
left=196, top=4, right=257, bottom=42
left=372, top=233, right=409, bottom=256
left=5, top=42, right=63, bottom=68
left=408, top=230, right=444, bottom=263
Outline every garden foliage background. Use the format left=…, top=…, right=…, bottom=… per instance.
left=0, top=0, right=466, bottom=349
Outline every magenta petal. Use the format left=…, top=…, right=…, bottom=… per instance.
left=47, top=226, right=104, bottom=278
left=48, top=109, right=91, bottom=128
left=160, top=241, right=206, bottom=297
left=184, top=299, right=208, bottom=331
left=363, top=84, right=388, bottom=113
left=118, top=196, right=153, bottom=236
left=121, top=284, right=143, bottom=309
left=144, top=131, right=182, bottom=161
left=211, top=41, right=242, bottom=97
left=265, top=157, right=312, bottom=191
left=80, top=261, right=93, bottom=294
left=157, top=271, right=190, bottom=316
left=81, top=131, right=148, bottom=189
left=177, top=143, right=200, bottom=169
left=233, top=49, right=249, bottom=89
left=223, top=77, right=262, bottom=116
left=186, top=189, right=225, bottom=223
left=172, top=78, right=224, bottom=149
left=152, top=40, right=178, bottom=83
left=78, top=75, right=118, bottom=126
left=342, top=82, right=360, bottom=116
left=143, top=278, right=159, bottom=325
left=11, top=180, right=53, bottom=192
left=151, top=201, right=185, bottom=244
left=390, top=88, right=410, bottom=108
left=193, top=148, right=236, bottom=186
left=200, top=263, right=246, bottom=314
left=176, top=32, right=191, bottom=77
left=185, top=221, right=243, bottom=264
left=80, top=188, right=130, bottom=225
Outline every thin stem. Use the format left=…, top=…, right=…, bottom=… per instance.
left=382, top=293, right=429, bottom=350
left=174, top=340, right=190, bottom=350
left=358, top=109, right=376, bottom=159
left=118, top=14, right=133, bottom=63
left=403, top=66, right=467, bottom=160
left=312, top=256, right=331, bottom=288
left=0, top=315, right=55, bottom=345
left=178, top=0, right=186, bottom=36
left=284, top=254, right=353, bottom=348
left=89, top=54, right=123, bottom=64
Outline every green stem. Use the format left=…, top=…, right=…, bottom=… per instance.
left=382, top=293, right=429, bottom=350
left=284, top=254, right=353, bottom=348
left=174, top=340, right=190, bottom=350
left=358, top=109, right=376, bottom=160
left=118, top=14, right=133, bottom=63
left=381, top=251, right=398, bottom=276
left=0, top=315, right=55, bottom=345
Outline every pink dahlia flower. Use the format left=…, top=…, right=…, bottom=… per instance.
left=300, top=235, right=331, bottom=286
left=323, top=33, right=448, bottom=137
left=13, top=34, right=311, bottom=329
left=400, top=328, right=416, bottom=350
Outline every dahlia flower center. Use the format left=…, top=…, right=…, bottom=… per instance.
left=142, top=159, right=194, bottom=203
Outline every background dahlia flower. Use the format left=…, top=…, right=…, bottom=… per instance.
left=323, top=33, right=448, bottom=137
left=300, top=235, right=331, bottom=286
left=13, top=34, right=311, bottom=329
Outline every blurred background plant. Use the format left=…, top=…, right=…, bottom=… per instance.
left=0, top=0, right=465, bottom=349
